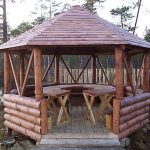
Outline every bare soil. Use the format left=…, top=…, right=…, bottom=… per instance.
left=127, top=130, right=150, bottom=150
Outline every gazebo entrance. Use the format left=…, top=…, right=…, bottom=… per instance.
left=40, top=53, right=118, bottom=146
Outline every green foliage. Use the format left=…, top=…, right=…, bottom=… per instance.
left=10, top=0, right=71, bottom=37
left=32, top=16, right=46, bottom=26
left=10, top=16, right=46, bottom=37
left=10, top=22, right=33, bottom=37
left=144, top=29, right=150, bottom=42
left=63, top=56, right=80, bottom=69
left=31, top=0, right=71, bottom=19
left=83, top=0, right=106, bottom=14
left=110, top=6, right=135, bottom=31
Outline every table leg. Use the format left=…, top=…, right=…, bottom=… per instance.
left=97, top=95, right=113, bottom=120
left=57, top=95, right=70, bottom=126
left=83, top=93, right=96, bottom=125
left=47, top=96, right=58, bottom=117
left=86, top=95, right=95, bottom=120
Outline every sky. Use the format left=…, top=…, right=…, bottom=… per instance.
left=6, top=0, right=150, bottom=38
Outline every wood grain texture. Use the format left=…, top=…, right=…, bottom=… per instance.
left=4, top=51, right=10, bottom=93
left=143, top=51, right=150, bottom=92
left=4, top=120, right=41, bottom=141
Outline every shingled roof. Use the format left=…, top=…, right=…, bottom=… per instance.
left=0, top=5, right=150, bottom=50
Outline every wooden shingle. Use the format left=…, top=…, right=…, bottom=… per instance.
left=0, top=5, right=150, bottom=50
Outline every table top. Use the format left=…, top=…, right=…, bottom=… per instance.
left=83, top=88, right=116, bottom=96
left=43, top=84, right=116, bottom=97
left=43, top=87, right=70, bottom=97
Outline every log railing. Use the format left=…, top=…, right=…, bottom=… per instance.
left=3, top=94, right=41, bottom=141
left=119, top=93, right=150, bottom=139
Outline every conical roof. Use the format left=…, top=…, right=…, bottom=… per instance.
left=0, top=5, right=150, bottom=50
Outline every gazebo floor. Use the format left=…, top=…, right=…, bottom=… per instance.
left=40, top=105, right=120, bottom=147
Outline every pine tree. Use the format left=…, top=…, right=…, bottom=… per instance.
left=144, top=29, right=150, bottom=42
left=110, top=6, right=135, bottom=32
left=83, top=0, right=106, bottom=14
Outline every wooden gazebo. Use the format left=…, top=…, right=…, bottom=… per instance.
left=1, top=5, right=150, bottom=146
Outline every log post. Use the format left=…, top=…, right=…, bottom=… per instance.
left=55, top=55, right=59, bottom=84
left=113, top=46, right=124, bottom=134
left=33, top=48, right=48, bottom=135
left=4, top=51, right=12, bottom=136
left=143, top=51, right=150, bottom=92
left=126, top=55, right=132, bottom=85
left=19, top=53, right=25, bottom=87
left=4, top=51, right=10, bottom=94
left=92, top=54, right=96, bottom=84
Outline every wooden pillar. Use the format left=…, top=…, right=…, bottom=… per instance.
left=4, top=51, right=12, bottom=136
left=143, top=51, right=150, bottom=92
left=19, top=53, right=25, bottom=87
left=4, top=51, right=10, bottom=94
left=113, top=47, right=124, bottom=134
left=55, top=55, right=59, bottom=83
left=34, top=48, right=48, bottom=135
left=126, top=55, right=132, bottom=85
left=92, top=54, right=96, bottom=84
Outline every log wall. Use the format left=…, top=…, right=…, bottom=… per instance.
left=119, top=93, right=150, bottom=139
left=3, top=94, right=41, bottom=141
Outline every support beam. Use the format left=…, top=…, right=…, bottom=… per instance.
left=126, top=55, right=132, bottom=85
left=92, top=55, right=96, bottom=84
left=19, top=53, right=25, bottom=87
left=113, top=47, right=124, bottom=134
left=4, top=51, right=10, bottom=94
left=9, top=54, right=21, bottom=95
left=42, top=56, right=55, bottom=81
left=135, top=54, right=144, bottom=93
left=33, top=48, right=48, bottom=135
left=34, top=48, right=43, bottom=100
left=55, top=55, right=59, bottom=84
left=60, top=55, right=76, bottom=83
left=4, top=51, right=12, bottom=135
left=123, top=53, right=135, bottom=96
left=143, top=51, right=150, bottom=92
left=21, top=51, right=34, bottom=96
left=97, top=56, right=112, bottom=85
left=76, top=56, right=91, bottom=83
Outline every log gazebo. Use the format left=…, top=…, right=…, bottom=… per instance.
left=1, top=5, right=150, bottom=147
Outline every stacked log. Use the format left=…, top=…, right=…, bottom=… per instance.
left=125, top=86, right=143, bottom=96
left=3, top=94, right=41, bottom=141
left=119, top=93, right=150, bottom=139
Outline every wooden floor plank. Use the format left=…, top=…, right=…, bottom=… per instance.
left=78, top=105, right=86, bottom=134
left=82, top=106, right=94, bottom=134
left=71, top=106, right=80, bottom=133
left=49, top=105, right=109, bottom=134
